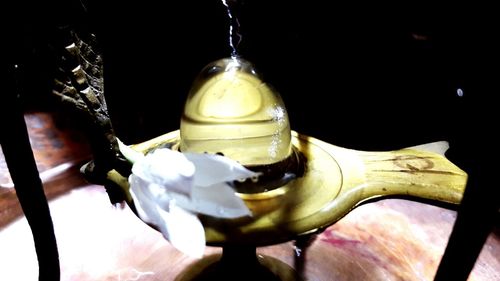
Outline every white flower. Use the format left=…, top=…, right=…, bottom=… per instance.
left=119, top=142, right=257, bottom=258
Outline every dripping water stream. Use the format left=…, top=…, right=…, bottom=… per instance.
left=221, top=0, right=242, bottom=57
left=293, top=234, right=317, bottom=280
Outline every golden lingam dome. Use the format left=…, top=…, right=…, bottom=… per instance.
left=180, top=57, right=291, bottom=165
left=180, top=57, right=302, bottom=194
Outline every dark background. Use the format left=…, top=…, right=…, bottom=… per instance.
left=5, top=0, right=497, bottom=182
left=11, top=1, right=494, bottom=154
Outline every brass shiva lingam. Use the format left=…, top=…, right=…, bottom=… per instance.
left=50, top=25, right=467, bottom=279
left=47, top=1, right=467, bottom=278
left=103, top=56, right=467, bottom=280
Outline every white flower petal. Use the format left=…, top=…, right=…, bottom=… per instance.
left=129, top=174, right=178, bottom=210
left=129, top=175, right=205, bottom=258
left=132, top=149, right=195, bottom=197
left=161, top=204, right=205, bottom=258
left=128, top=149, right=256, bottom=258
left=129, top=174, right=163, bottom=222
left=177, top=183, right=251, bottom=218
left=184, top=153, right=259, bottom=187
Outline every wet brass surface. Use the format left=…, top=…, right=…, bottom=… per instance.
left=119, top=130, right=468, bottom=246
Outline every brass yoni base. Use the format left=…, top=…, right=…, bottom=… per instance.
left=112, top=130, right=467, bottom=247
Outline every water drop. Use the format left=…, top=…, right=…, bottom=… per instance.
left=216, top=207, right=227, bottom=216
left=293, top=234, right=316, bottom=279
left=250, top=175, right=259, bottom=183
left=293, top=245, right=303, bottom=257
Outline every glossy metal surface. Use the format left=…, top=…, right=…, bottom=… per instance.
left=124, top=130, right=467, bottom=246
